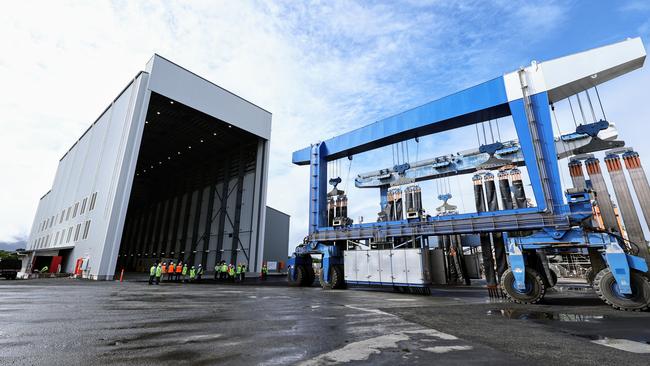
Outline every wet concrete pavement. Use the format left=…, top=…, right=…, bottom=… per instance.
left=1, top=278, right=649, bottom=365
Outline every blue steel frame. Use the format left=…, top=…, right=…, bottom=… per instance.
left=291, top=74, right=647, bottom=294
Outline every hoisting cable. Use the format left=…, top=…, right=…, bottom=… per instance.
left=481, top=122, right=488, bottom=145
left=475, top=123, right=482, bottom=145
left=594, top=85, right=607, bottom=121
left=415, top=137, right=420, bottom=163
left=401, top=142, right=406, bottom=165
left=488, top=120, right=494, bottom=143
left=344, top=156, right=353, bottom=194
left=567, top=97, right=578, bottom=127
left=576, top=93, right=587, bottom=124
left=585, top=90, right=597, bottom=122
left=496, top=118, right=502, bottom=141
left=405, top=139, right=410, bottom=164
left=455, top=175, right=466, bottom=212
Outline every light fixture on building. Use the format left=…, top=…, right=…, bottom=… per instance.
left=156, top=111, right=161, bottom=115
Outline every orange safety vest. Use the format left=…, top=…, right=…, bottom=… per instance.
left=168, top=264, right=175, bottom=273
left=162, top=264, right=167, bottom=274
left=175, top=264, right=183, bottom=273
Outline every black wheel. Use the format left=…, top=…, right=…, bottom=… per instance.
left=319, top=264, right=346, bottom=289
left=303, top=266, right=315, bottom=287
left=288, top=265, right=306, bottom=287
left=585, top=268, right=596, bottom=285
left=593, top=268, right=650, bottom=311
left=501, top=268, right=546, bottom=304
left=545, top=269, right=558, bottom=289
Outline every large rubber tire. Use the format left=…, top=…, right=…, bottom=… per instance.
left=593, top=268, right=650, bottom=311
left=288, top=265, right=306, bottom=287
left=501, top=268, right=546, bottom=304
left=319, top=264, right=346, bottom=289
left=545, top=269, right=558, bottom=289
left=303, top=266, right=315, bottom=287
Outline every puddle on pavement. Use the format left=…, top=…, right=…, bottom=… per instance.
left=486, top=309, right=605, bottom=322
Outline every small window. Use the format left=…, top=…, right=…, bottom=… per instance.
left=82, top=220, right=91, bottom=240
left=51, top=216, right=55, bottom=228
left=66, top=207, right=72, bottom=221
left=80, top=198, right=87, bottom=214
left=89, top=192, right=98, bottom=211
left=54, top=231, right=60, bottom=245
left=67, top=227, right=73, bottom=243
left=73, top=202, right=79, bottom=218
left=74, top=223, right=81, bottom=241
left=60, top=210, right=65, bottom=223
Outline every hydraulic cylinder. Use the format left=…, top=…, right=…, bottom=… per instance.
left=568, top=159, right=587, bottom=190
left=606, top=153, right=649, bottom=261
left=585, top=157, right=620, bottom=234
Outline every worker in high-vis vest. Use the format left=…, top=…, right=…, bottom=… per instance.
left=235, top=264, right=242, bottom=282
left=261, top=264, right=269, bottom=280
left=182, top=263, right=188, bottom=282
left=161, top=262, right=167, bottom=281
left=240, top=264, right=247, bottom=282
left=155, top=263, right=162, bottom=285
left=189, top=266, right=196, bottom=282
left=228, top=264, right=236, bottom=282
left=149, top=264, right=156, bottom=285
left=214, top=263, right=220, bottom=280
left=175, top=261, right=183, bottom=282
left=221, top=262, right=228, bottom=280
left=167, top=262, right=175, bottom=281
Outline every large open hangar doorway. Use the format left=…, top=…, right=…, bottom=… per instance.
left=117, top=90, right=266, bottom=273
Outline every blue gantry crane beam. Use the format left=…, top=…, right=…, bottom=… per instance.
left=288, top=37, right=650, bottom=311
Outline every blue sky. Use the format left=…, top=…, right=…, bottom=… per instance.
left=1, top=1, right=649, bottom=252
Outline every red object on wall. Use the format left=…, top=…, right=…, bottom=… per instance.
left=49, top=256, right=62, bottom=274
left=74, top=258, right=83, bottom=276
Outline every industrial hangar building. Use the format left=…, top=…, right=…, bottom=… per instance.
left=24, top=55, right=278, bottom=280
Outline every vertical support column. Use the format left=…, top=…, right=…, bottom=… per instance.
left=153, top=199, right=170, bottom=257
left=200, top=183, right=217, bottom=267
left=215, top=156, right=232, bottom=262
left=585, top=157, right=620, bottom=233
left=623, top=151, right=650, bottom=233
left=170, top=193, right=186, bottom=260
left=568, top=159, right=587, bottom=190
left=164, top=195, right=180, bottom=257
left=509, top=91, right=564, bottom=213
left=473, top=174, right=496, bottom=286
left=309, top=142, right=328, bottom=234
left=188, top=187, right=205, bottom=265
left=230, top=148, right=248, bottom=266
left=178, top=191, right=194, bottom=262
left=605, top=154, right=649, bottom=261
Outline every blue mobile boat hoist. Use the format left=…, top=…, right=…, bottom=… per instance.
left=288, top=38, right=650, bottom=311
